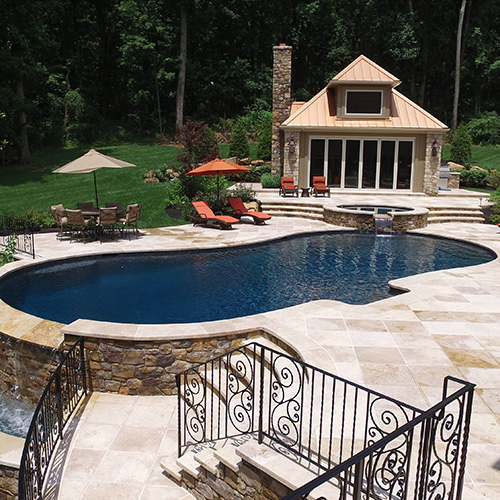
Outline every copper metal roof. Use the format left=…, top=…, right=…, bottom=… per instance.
left=329, top=54, right=401, bottom=86
left=282, top=55, right=448, bottom=132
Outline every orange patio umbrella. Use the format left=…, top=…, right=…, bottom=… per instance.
left=186, top=158, right=250, bottom=208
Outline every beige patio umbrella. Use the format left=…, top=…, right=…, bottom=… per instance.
left=53, top=149, right=136, bottom=207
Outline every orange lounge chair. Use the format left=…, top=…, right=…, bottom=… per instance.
left=192, top=201, right=239, bottom=229
left=280, top=176, right=298, bottom=197
left=312, top=176, right=330, bottom=197
left=228, top=198, right=272, bottom=224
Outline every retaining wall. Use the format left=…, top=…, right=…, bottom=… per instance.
left=64, top=331, right=265, bottom=395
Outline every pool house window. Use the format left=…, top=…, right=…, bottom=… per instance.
left=345, top=90, right=383, bottom=116
left=309, top=138, right=414, bottom=190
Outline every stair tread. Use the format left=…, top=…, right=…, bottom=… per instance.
left=236, top=441, right=340, bottom=500
left=160, top=456, right=183, bottom=482
left=176, top=452, right=202, bottom=478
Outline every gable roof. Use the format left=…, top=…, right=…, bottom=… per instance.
left=329, top=55, right=401, bottom=87
left=281, top=55, right=448, bottom=132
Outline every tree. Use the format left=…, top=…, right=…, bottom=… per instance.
left=452, top=0, right=468, bottom=130
left=176, top=120, right=219, bottom=171
left=257, top=120, right=272, bottom=161
left=450, top=123, right=472, bottom=167
left=229, top=120, right=250, bottom=159
left=176, top=2, right=188, bottom=130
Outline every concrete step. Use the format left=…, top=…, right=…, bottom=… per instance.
left=426, top=206, right=483, bottom=212
left=428, top=216, right=485, bottom=224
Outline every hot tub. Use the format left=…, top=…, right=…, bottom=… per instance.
left=324, top=205, right=428, bottom=232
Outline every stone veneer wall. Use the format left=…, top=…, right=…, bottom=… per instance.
left=0, top=333, right=59, bottom=405
left=0, top=465, right=18, bottom=500
left=271, top=45, right=292, bottom=176
left=423, top=134, right=443, bottom=196
left=64, top=332, right=263, bottom=395
left=180, top=457, right=291, bottom=500
left=282, top=130, right=300, bottom=181
left=449, top=171, right=460, bottom=189
left=324, top=208, right=428, bottom=232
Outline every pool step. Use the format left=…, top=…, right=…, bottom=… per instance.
left=427, top=207, right=485, bottom=224
left=260, top=200, right=325, bottom=221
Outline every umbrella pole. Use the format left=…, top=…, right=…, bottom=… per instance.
left=93, top=171, right=99, bottom=207
left=217, top=174, right=220, bottom=211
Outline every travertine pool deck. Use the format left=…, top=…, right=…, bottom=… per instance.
left=1, top=192, right=500, bottom=499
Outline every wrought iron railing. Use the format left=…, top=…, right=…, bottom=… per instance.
left=177, top=342, right=474, bottom=500
left=18, top=337, right=87, bottom=500
left=0, top=215, right=36, bottom=258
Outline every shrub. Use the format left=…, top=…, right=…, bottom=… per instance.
left=489, top=200, right=500, bottom=225
left=489, top=186, right=500, bottom=202
left=240, top=100, right=272, bottom=140
left=487, top=171, right=500, bottom=189
left=257, top=120, right=272, bottom=161
left=456, top=168, right=488, bottom=187
left=261, top=173, right=281, bottom=188
left=229, top=120, right=250, bottom=159
left=176, top=120, right=219, bottom=170
left=226, top=184, right=256, bottom=203
left=467, top=112, right=500, bottom=146
left=450, top=123, right=473, bottom=167
left=232, top=163, right=271, bottom=183
left=0, top=235, right=17, bottom=266
left=164, top=179, right=190, bottom=219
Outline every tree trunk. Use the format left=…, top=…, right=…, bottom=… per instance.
left=175, top=3, right=187, bottom=132
left=154, top=54, right=163, bottom=137
left=452, top=0, right=467, bottom=130
left=16, top=76, right=30, bottom=166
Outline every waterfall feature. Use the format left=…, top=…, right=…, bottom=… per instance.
left=374, top=214, right=393, bottom=235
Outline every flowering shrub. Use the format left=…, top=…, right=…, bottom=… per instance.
left=0, top=235, right=16, bottom=266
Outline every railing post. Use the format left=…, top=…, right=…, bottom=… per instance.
left=353, top=458, right=365, bottom=500
left=176, top=373, right=182, bottom=458
left=456, top=388, right=474, bottom=500
left=258, top=344, right=265, bottom=444
left=80, top=338, right=87, bottom=394
left=33, top=422, right=43, bottom=499
left=55, top=367, right=65, bottom=440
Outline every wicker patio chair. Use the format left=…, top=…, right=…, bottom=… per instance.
left=65, top=209, right=95, bottom=242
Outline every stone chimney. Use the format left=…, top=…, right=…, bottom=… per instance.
left=272, top=44, right=292, bottom=174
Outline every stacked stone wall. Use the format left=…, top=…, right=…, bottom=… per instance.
left=324, top=208, right=428, bottom=232
left=0, top=333, right=59, bottom=405
left=423, top=134, right=443, bottom=196
left=180, top=457, right=291, bottom=500
left=449, top=171, right=460, bottom=189
left=0, top=465, right=18, bottom=500
left=65, top=332, right=264, bottom=395
left=271, top=45, right=292, bottom=175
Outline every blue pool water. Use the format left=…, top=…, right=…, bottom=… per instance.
left=0, top=233, right=494, bottom=325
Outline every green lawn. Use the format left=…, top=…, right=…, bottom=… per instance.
left=442, top=144, right=500, bottom=170
left=0, top=142, right=250, bottom=228
left=1, top=142, right=182, bottom=228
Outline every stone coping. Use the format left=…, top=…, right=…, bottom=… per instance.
left=0, top=431, right=23, bottom=468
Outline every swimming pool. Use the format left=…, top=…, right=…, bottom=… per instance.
left=0, top=232, right=494, bottom=325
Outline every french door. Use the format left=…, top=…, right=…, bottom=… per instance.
left=309, top=138, right=414, bottom=190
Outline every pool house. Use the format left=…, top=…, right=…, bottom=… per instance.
left=272, top=46, right=449, bottom=196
